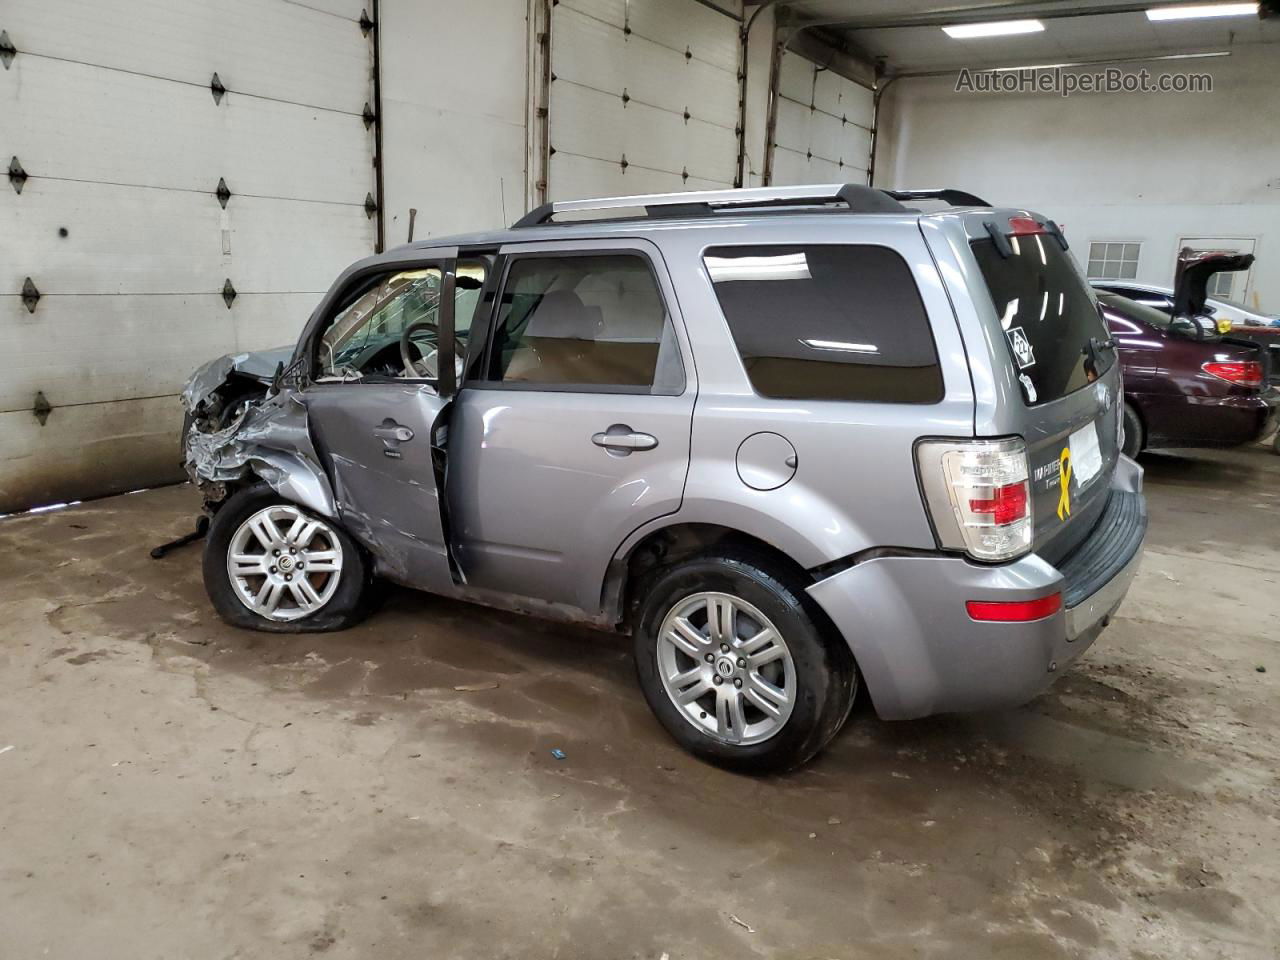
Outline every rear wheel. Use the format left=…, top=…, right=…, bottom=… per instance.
left=1121, top=402, right=1144, bottom=459
left=633, top=551, right=857, bottom=774
left=203, top=484, right=371, bottom=633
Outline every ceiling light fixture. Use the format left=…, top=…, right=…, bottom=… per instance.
left=942, top=19, right=1045, bottom=39
left=1146, top=3, right=1258, bottom=21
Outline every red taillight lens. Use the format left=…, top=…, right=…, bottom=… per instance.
left=966, top=593, right=1062, bottom=622
left=1202, top=360, right=1263, bottom=387
left=968, top=482, right=1029, bottom=526
left=1007, top=216, right=1044, bottom=236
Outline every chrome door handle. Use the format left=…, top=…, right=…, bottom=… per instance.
left=373, top=421, right=414, bottom=443
left=592, top=428, right=658, bottom=453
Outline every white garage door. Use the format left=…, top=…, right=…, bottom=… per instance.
left=770, top=50, right=873, bottom=186
left=0, top=0, right=376, bottom=513
left=548, top=0, right=743, bottom=200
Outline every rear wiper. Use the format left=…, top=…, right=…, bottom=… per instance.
left=1089, top=336, right=1116, bottom=353
left=1082, top=336, right=1116, bottom=374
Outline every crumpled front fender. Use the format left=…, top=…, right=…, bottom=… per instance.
left=183, top=389, right=337, bottom=518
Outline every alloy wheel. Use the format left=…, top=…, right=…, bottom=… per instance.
left=656, top=592, right=797, bottom=745
left=226, top=505, right=344, bottom=621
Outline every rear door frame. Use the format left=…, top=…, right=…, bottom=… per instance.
left=446, top=235, right=699, bottom=615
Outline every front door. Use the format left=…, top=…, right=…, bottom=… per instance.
left=303, top=254, right=483, bottom=593
left=447, top=239, right=695, bottom=615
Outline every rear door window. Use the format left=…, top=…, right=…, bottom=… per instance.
left=703, top=245, right=944, bottom=404
left=970, top=235, right=1114, bottom=405
left=487, top=253, right=683, bottom=393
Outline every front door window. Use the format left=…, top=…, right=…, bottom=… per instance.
left=316, top=261, right=486, bottom=383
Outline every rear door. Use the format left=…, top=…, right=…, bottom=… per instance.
left=446, top=238, right=695, bottom=615
left=963, top=221, right=1122, bottom=564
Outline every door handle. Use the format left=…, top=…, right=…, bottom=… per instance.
left=373, top=420, right=414, bottom=443
left=592, top=426, right=658, bottom=453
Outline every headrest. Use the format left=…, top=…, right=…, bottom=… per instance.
left=524, top=290, right=601, bottom=340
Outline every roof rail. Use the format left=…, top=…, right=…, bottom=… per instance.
left=884, top=188, right=990, bottom=207
left=511, top=183, right=908, bottom=228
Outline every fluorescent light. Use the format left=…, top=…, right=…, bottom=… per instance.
left=705, top=253, right=811, bottom=282
left=1146, top=3, right=1257, bottom=21
left=800, top=339, right=880, bottom=354
left=942, top=19, right=1045, bottom=39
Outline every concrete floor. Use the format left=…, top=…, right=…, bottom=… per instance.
left=1, top=446, right=1277, bottom=960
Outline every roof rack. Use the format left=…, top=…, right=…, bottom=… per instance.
left=511, top=184, right=989, bottom=228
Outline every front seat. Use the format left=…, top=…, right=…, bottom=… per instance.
left=503, top=290, right=603, bottom=383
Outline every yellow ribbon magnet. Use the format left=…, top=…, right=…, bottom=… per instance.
left=1057, top=447, right=1073, bottom=520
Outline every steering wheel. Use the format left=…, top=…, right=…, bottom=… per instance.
left=399, top=320, right=439, bottom=378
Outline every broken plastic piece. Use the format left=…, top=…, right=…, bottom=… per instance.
left=150, top=515, right=210, bottom=559
left=550, top=748, right=566, bottom=760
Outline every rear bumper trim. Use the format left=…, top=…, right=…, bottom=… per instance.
left=1064, top=546, right=1142, bottom=641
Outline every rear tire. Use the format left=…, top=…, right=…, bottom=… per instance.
left=633, top=550, right=857, bottom=774
left=203, top=484, right=371, bottom=633
left=1121, top=402, right=1144, bottom=459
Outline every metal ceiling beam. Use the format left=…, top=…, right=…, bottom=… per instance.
left=779, top=0, right=1224, bottom=32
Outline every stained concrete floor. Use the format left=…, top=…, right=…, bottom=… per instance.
left=0, top=445, right=1277, bottom=960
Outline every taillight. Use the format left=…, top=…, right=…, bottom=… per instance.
left=916, top=437, right=1032, bottom=562
left=969, top=482, right=1028, bottom=526
left=1202, top=360, right=1263, bottom=387
left=966, top=593, right=1062, bottom=622
left=1007, top=216, right=1044, bottom=236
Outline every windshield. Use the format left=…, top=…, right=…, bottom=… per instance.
left=1097, top=292, right=1172, bottom=330
left=971, top=234, right=1114, bottom=406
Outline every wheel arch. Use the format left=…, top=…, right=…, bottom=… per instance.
left=599, top=515, right=820, bottom=630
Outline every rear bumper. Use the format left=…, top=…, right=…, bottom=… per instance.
left=807, top=457, right=1147, bottom=721
left=1147, top=392, right=1275, bottom=449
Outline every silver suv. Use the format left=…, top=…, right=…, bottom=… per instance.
left=182, top=184, right=1146, bottom=772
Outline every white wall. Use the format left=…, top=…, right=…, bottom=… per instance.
left=875, top=45, right=1280, bottom=311
left=379, top=0, right=530, bottom=243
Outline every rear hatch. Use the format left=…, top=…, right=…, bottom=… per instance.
left=964, top=217, right=1123, bottom=564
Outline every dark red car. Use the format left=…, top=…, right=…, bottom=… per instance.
left=1101, top=283, right=1276, bottom=458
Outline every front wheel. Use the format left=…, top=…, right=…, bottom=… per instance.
left=633, top=551, right=857, bottom=774
left=202, top=484, right=371, bottom=633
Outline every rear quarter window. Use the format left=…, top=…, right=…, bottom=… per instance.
left=703, top=244, right=944, bottom=404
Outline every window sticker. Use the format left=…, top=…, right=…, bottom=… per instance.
left=1006, top=326, right=1036, bottom=369
left=1018, top=372, right=1038, bottom=403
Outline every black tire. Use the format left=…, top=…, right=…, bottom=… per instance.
left=202, top=484, right=372, bottom=633
left=1121, top=402, right=1144, bottom=459
left=633, top=550, right=857, bottom=774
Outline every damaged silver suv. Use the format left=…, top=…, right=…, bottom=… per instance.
left=183, top=184, right=1147, bottom=772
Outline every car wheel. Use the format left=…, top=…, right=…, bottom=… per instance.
left=1121, top=402, right=1144, bottom=459
left=202, top=484, right=371, bottom=633
left=633, top=550, right=857, bottom=774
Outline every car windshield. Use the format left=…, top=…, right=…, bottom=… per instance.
left=1097, top=292, right=1173, bottom=330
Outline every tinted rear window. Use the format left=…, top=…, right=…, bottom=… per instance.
left=703, top=245, right=943, bottom=404
left=971, top=235, right=1114, bottom=405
